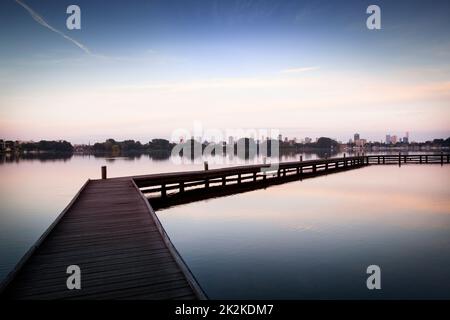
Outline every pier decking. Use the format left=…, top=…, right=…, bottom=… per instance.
left=1, top=153, right=448, bottom=299
left=0, top=179, right=205, bottom=300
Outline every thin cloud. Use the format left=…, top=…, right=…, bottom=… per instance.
left=280, top=66, right=320, bottom=74
left=15, top=0, right=92, bottom=55
left=115, top=77, right=313, bottom=92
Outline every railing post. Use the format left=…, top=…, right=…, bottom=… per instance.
left=441, top=152, right=444, bottom=166
left=238, top=173, right=241, bottom=184
left=180, top=181, right=185, bottom=192
left=313, top=164, right=316, bottom=173
left=222, top=175, right=226, bottom=186
left=298, top=155, right=303, bottom=174
left=101, top=166, right=107, bottom=179
left=398, top=152, right=401, bottom=167
left=204, top=161, right=209, bottom=187
left=447, top=154, right=449, bottom=164
left=426, top=155, right=428, bottom=163
left=283, top=168, right=286, bottom=177
left=343, top=153, right=347, bottom=167
left=253, top=171, right=257, bottom=181
left=420, top=155, right=422, bottom=164
left=161, top=184, right=166, bottom=197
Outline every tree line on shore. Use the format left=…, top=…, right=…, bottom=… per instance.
left=0, top=140, right=73, bottom=153
left=92, top=137, right=340, bottom=154
left=1, top=137, right=449, bottom=155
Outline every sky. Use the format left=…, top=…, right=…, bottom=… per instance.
left=0, top=0, right=449, bottom=144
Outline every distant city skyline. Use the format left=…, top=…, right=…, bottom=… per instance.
left=1, top=0, right=449, bottom=144
left=1, top=129, right=448, bottom=145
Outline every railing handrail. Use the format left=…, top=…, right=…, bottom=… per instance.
left=132, top=156, right=365, bottom=186
left=127, top=153, right=450, bottom=191
left=131, top=154, right=449, bottom=187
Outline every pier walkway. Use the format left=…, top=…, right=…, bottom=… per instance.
left=0, top=179, right=206, bottom=300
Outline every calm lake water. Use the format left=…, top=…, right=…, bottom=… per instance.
left=1, top=153, right=449, bottom=299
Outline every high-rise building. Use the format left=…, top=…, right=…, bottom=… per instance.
left=278, top=134, right=282, bottom=141
left=391, top=135, right=398, bottom=144
left=403, top=132, right=409, bottom=144
left=354, top=133, right=360, bottom=142
left=304, top=137, right=312, bottom=144
left=386, top=134, right=391, bottom=144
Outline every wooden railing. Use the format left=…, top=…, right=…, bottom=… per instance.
left=366, top=153, right=449, bottom=165
left=133, top=155, right=369, bottom=196
left=132, top=153, right=449, bottom=198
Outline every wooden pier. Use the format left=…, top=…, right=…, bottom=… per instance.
left=0, top=179, right=206, bottom=300
left=134, top=153, right=449, bottom=199
left=0, top=153, right=448, bottom=300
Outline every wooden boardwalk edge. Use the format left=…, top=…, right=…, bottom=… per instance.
left=131, top=179, right=208, bottom=300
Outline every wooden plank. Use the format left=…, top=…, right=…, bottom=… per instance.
left=13, top=264, right=185, bottom=292
left=21, top=250, right=173, bottom=272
